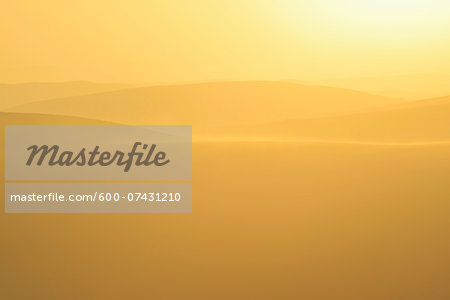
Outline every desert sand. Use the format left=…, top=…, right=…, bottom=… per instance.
left=1, top=89, right=449, bottom=298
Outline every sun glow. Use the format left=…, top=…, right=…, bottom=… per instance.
left=335, top=0, right=449, bottom=29
left=276, top=0, right=450, bottom=35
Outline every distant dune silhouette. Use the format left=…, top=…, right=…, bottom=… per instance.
left=5, top=81, right=403, bottom=136
left=5, top=81, right=450, bottom=142
left=238, top=95, right=450, bottom=142
left=0, top=81, right=138, bottom=110
left=314, top=73, right=450, bottom=100
left=0, top=112, right=111, bottom=126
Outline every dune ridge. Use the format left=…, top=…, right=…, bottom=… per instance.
left=0, top=81, right=140, bottom=110
left=4, top=81, right=403, bottom=131
left=315, top=73, right=450, bottom=100
left=3, top=82, right=450, bottom=143
left=232, top=94, right=450, bottom=143
left=0, top=112, right=112, bottom=126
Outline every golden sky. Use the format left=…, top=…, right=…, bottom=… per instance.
left=1, top=0, right=450, bottom=83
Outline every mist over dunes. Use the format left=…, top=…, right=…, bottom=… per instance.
left=2, top=81, right=450, bottom=143
left=0, top=112, right=112, bottom=126
left=5, top=81, right=402, bottom=126
left=2, top=82, right=450, bottom=299
left=238, top=95, right=450, bottom=143
left=5, top=80, right=450, bottom=142
left=315, top=73, right=450, bottom=100
left=0, top=81, right=138, bottom=110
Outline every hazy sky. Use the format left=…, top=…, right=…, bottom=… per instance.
left=2, top=0, right=450, bottom=83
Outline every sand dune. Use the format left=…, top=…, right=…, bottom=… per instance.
left=0, top=112, right=111, bottom=126
left=238, top=95, right=450, bottom=142
left=315, top=73, right=450, bottom=100
left=0, top=81, right=138, bottom=110
left=4, top=89, right=450, bottom=142
left=1, top=110, right=450, bottom=298
left=5, top=82, right=403, bottom=134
